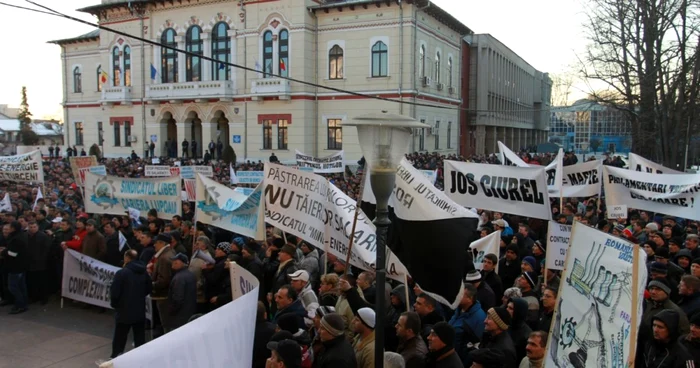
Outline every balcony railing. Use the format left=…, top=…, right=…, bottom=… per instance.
left=145, top=80, right=236, bottom=101
left=251, top=78, right=291, bottom=99
left=101, top=86, right=132, bottom=103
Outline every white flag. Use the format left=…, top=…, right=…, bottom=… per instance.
left=33, top=187, right=43, bottom=212
left=118, top=231, right=128, bottom=252
left=0, top=193, right=12, bottom=212
left=230, top=164, right=238, bottom=184
left=469, top=230, right=501, bottom=272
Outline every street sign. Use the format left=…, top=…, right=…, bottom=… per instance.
left=232, top=135, right=241, bottom=144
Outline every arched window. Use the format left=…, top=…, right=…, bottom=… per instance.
left=186, top=26, right=203, bottom=82
left=124, top=46, right=131, bottom=86
left=447, top=122, right=452, bottom=149
left=371, top=41, right=388, bottom=77
left=419, top=45, right=425, bottom=78
left=262, top=31, right=273, bottom=77
left=279, top=30, right=289, bottom=77
left=434, top=52, right=441, bottom=84
left=447, top=57, right=453, bottom=88
left=329, top=45, right=343, bottom=80
left=112, top=46, right=121, bottom=86
left=211, top=22, right=231, bottom=81
left=97, top=65, right=102, bottom=92
left=161, top=28, right=178, bottom=83
left=73, top=66, right=82, bottom=93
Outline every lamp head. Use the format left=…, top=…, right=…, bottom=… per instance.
left=345, top=111, right=428, bottom=173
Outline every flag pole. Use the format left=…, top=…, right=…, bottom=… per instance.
left=404, top=273, right=410, bottom=313
left=343, top=168, right=367, bottom=276
left=628, top=243, right=641, bottom=368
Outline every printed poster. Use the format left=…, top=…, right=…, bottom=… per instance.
left=545, top=221, right=572, bottom=271
left=0, top=150, right=45, bottom=183
left=295, top=150, right=344, bottom=173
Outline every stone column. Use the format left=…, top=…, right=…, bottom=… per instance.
left=202, top=33, right=211, bottom=81
left=177, top=122, right=192, bottom=151
left=176, top=36, right=186, bottom=83
left=201, top=122, right=215, bottom=155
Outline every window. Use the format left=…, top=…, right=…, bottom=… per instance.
left=329, top=45, right=343, bottom=79
left=447, top=122, right=452, bottom=149
left=114, top=122, right=121, bottom=146
left=97, top=121, right=103, bottom=145
left=434, top=121, right=440, bottom=150
left=418, top=119, right=425, bottom=151
left=278, top=119, right=288, bottom=149
left=124, top=46, right=131, bottom=86
left=124, top=122, right=131, bottom=147
left=112, top=47, right=121, bottom=86
left=327, top=119, right=342, bottom=150
left=419, top=45, right=425, bottom=77
left=186, top=26, right=203, bottom=82
left=263, top=31, right=273, bottom=77
left=262, top=120, right=272, bottom=149
left=434, top=52, right=441, bottom=84
left=161, top=29, right=178, bottom=83
left=73, top=67, right=82, bottom=93
left=371, top=41, right=388, bottom=77
left=447, top=57, right=453, bottom=88
left=97, top=66, right=102, bottom=92
left=75, top=122, right=84, bottom=145
left=279, top=30, right=289, bottom=78
left=211, top=22, right=231, bottom=81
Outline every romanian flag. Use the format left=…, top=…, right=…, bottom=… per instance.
left=280, top=58, right=286, bottom=71
left=100, top=70, right=109, bottom=85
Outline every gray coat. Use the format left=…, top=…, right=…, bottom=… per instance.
left=167, top=267, right=197, bottom=330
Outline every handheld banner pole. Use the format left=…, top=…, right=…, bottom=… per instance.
left=343, top=169, right=367, bottom=276
left=404, top=273, right=410, bottom=313
left=628, top=244, right=641, bottom=368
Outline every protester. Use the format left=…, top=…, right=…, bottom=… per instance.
left=167, top=253, right=197, bottom=331
left=426, top=322, right=463, bottom=368
left=0, top=222, right=29, bottom=314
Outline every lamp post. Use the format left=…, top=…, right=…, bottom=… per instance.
left=345, top=111, right=428, bottom=368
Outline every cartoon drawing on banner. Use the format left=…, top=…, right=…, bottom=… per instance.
left=197, top=184, right=226, bottom=220
left=550, top=298, right=606, bottom=368
left=90, top=176, right=119, bottom=209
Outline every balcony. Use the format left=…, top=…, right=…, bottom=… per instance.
left=251, top=78, right=291, bottom=100
left=101, top=86, right=132, bottom=105
left=145, top=80, right=236, bottom=102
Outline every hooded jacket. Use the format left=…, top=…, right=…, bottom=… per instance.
left=449, top=300, right=486, bottom=364
left=110, top=260, right=152, bottom=324
left=641, top=310, right=695, bottom=368
left=677, top=290, right=700, bottom=320
left=299, top=248, right=320, bottom=284
left=641, top=297, right=690, bottom=346
left=508, top=298, right=533, bottom=364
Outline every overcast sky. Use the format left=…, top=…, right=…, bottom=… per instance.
left=0, top=0, right=589, bottom=119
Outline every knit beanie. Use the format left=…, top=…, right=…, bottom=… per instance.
left=693, top=258, right=700, bottom=267
left=522, top=256, right=537, bottom=270
left=320, top=313, right=345, bottom=337
left=522, top=271, right=537, bottom=288
left=487, top=307, right=512, bottom=330
left=691, top=312, right=700, bottom=327
left=430, top=322, right=456, bottom=348
left=648, top=279, right=671, bottom=296
left=650, top=262, right=668, bottom=275
left=533, top=240, right=546, bottom=254
left=505, top=244, right=519, bottom=255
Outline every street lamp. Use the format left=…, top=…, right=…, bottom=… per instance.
left=345, top=111, right=428, bottom=368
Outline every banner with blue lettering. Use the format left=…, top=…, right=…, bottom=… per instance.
left=236, top=171, right=264, bottom=185
left=195, top=174, right=265, bottom=240
left=84, top=172, right=181, bottom=220
left=546, top=222, right=646, bottom=368
left=445, top=161, right=552, bottom=220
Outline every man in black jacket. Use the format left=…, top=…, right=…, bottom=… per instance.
left=641, top=310, right=695, bottom=368
left=26, top=221, right=51, bottom=305
left=103, top=222, right=123, bottom=267
left=0, top=222, right=30, bottom=314
left=109, top=250, right=152, bottom=358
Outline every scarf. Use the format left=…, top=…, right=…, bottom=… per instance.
left=426, top=346, right=453, bottom=364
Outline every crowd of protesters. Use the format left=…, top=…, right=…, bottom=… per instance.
left=0, top=148, right=698, bottom=368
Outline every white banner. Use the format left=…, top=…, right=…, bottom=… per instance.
left=104, top=263, right=259, bottom=368
left=418, top=169, right=438, bottom=185
left=62, top=249, right=117, bottom=308
left=78, top=165, right=107, bottom=187
left=295, top=150, right=344, bottom=173
left=545, top=221, right=572, bottom=271
left=0, top=150, right=44, bottom=183
left=470, top=230, right=501, bottom=272
left=499, top=141, right=564, bottom=193
left=445, top=161, right=552, bottom=220
left=144, top=165, right=172, bottom=177
left=70, top=156, right=97, bottom=186
left=546, top=222, right=646, bottom=368
left=84, top=173, right=182, bottom=220
left=180, top=165, right=214, bottom=179
left=195, top=174, right=265, bottom=240
left=236, top=171, right=264, bottom=185
left=550, top=159, right=602, bottom=198
left=263, top=164, right=408, bottom=281
left=628, top=152, right=683, bottom=174
left=602, top=166, right=700, bottom=220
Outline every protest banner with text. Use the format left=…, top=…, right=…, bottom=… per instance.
left=498, top=141, right=564, bottom=193
left=0, top=150, right=45, bottom=183
left=104, top=263, right=259, bottom=368
left=195, top=174, right=264, bottom=240
left=546, top=222, right=646, bottom=368
left=545, top=221, right=572, bottom=271
left=84, top=173, right=181, bottom=220
left=470, top=230, right=501, bottom=272
left=628, top=152, right=683, bottom=174
left=69, top=156, right=97, bottom=185
left=295, top=150, right=344, bottom=173
left=144, top=165, right=172, bottom=177
left=445, top=161, right=552, bottom=220
left=180, top=165, right=214, bottom=179
left=236, top=171, right=264, bottom=185
left=78, top=165, right=107, bottom=186
left=603, top=166, right=700, bottom=220
left=550, top=159, right=602, bottom=198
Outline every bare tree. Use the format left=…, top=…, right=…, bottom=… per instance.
left=578, top=0, right=700, bottom=168
left=550, top=70, right=577, bottom=106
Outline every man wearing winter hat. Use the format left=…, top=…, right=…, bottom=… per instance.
left=653, top=247, right=684, bottom=285
left=351, top=307, right=376, bottom=368
left=266, top=339, right=302, bottom=368
left=426, top=322, right=463, bottom=367
left=517, top=272, right=540, bottom=327
left=465, top=269, right=496, bottom=312
left=82, top=219, right=106, bottom=261
left=642, top=310, right=695, bottom=368
left=316, top=313, right=357, bottom=367
left=269, top=244, right=298, bottom=316
left=520, top=256, right=537, bottom=275
left=482, top=307, right=517, bottom=368
left=685, top=234, right=700, bottom=258
left=639, top=279, right=690, bottom=349
left=151, top=232, right=176, bottom=336
left=692, top=258, right=700, bottom=278
left=679, top=313, right=700, bottom=364
left=498, top=244, right=521, bottom=290
left=288, top=269, right=319, bottom=318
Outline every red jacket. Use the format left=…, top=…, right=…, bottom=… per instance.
left=65, top=228, right=87, bottom=251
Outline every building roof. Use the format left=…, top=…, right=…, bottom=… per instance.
left=77, top=0, right=151, bottom=15
left=49, top=29, right=100, bottom=45
left=0, top=119, right=20, bottom=132
left=310, top=0, right=472, bottom=35
left=0, top=119, right=63, bottom=136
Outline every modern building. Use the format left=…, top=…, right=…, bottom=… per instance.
left=461, top=34, right=551, bottom=155
left=51, top=0, right=471, bottom=161
left=549, top=99, right=632, bottom=155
